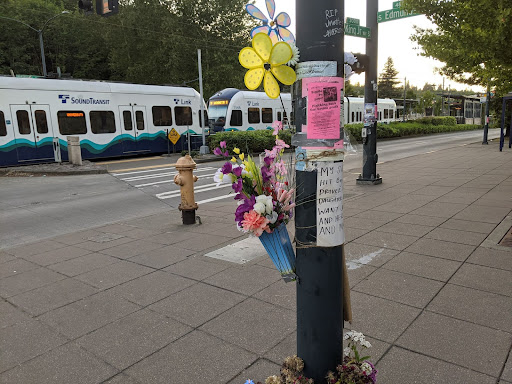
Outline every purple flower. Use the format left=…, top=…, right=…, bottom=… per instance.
left=264, top=156, right=273, bottom=166
left=232, top=166, right=243, bottom=177
left=223, top=150, right=229, bottom=157
left=261, top=166, right=272, bottom=182
left=235, top=195, right=256, bottom=222
left=220, top=141, right=227, bottom=148
left=232, top=178, right=243, bottom=193
left=213, top=147, right=223, bottom=156
left=221, top=162, right=232, bottom=175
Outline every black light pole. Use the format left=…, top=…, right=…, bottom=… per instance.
left=357, top=0, right=382, bottom=185
left=0, top=11, right=69, bottom=77
left=483, top=81, right=490, bottom=144
left=294, top=0, right=344, bottom=381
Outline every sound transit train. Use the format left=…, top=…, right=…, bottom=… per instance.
left=207, top=88, right=398, bottom=133
left=0, top=77, right=208, bottom=167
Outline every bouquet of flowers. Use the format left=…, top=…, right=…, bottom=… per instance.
left=212, top=121, right=295, bottom=237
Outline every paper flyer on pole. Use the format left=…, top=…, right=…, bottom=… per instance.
left=306, top=78, right=343, bottom=140
left=316, top=161, right=344, bottom=247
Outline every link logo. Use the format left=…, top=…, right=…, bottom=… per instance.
left=59, top=95, right=70, bottom=103
left=174, top=98, right=192, bottom=105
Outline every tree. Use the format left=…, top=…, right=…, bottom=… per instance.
left=378, top=57, right=401, bottom=99
left=402, top=0, right=512, bottom=96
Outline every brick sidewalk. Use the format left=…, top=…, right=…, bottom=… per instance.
left=1, top=141, right=511, bottom=383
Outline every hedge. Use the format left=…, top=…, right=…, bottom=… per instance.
left=207, top=129, right=291, bottom=156
left=207, top=120, right=480, bottom=154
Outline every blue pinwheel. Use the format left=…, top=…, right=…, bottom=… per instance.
left=246, top=0, right=295, bottom=44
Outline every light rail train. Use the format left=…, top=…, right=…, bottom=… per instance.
left=207, top=88, right=397, bottom=132
left=0, top=77, right=208, bottom=167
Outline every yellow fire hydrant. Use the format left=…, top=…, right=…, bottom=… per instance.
left=174, top=154, right=198, bottom=225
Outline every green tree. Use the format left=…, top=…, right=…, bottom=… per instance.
left=378, top=57, right=401, bottom=99
left=402, top=0, right=512, bottom=96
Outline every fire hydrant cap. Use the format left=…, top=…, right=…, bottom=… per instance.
left=175, top=154, right=197, bottom=170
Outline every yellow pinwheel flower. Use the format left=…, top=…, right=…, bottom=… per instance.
left=239, top=33, right=296, bottom=99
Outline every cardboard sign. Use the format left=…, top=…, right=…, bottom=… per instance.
left=316, top=161, right=344, bottom=247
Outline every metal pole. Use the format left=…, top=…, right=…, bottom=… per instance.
left=483, top=81, right=490, bottom=144
left=294, top=0, right=344, bottom=381
left=198, top=49, right=209, bottom=154
left=38, top=30, right=47, bottom=77
left=357, top=0, right=381, bottom=185
left=167, top=128, right=170, bottom=155
left=403, top=77, right=406, bottom=122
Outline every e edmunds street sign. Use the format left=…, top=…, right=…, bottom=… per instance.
left=377, top=1, right=420, bottom=23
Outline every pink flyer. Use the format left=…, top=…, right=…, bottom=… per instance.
left=306, top=77, right=343, bottom=140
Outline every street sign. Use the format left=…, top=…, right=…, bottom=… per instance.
left=378, top=1, right=420, bottom=23
left=346, top=17, right=360, bottom=26
left=345, top=24, right=371, bottom=39
left=168, top=128, right=180, bottom=144
left=15, top=75, right=43, bottom=78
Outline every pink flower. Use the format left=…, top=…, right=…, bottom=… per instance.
left=220, top=141, right=227, bottom=148
left=242, top=210, right=270, bottom=236
left=272, top=120, right=283, bottom=136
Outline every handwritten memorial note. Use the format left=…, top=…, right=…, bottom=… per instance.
left=316, top=162, right=344, bottom=247
left=307, top=78, right=342, bottom=139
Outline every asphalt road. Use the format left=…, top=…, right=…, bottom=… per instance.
left=0, top=129, right=500, bottom=248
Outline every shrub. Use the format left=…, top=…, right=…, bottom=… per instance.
left=208, top=130, right=291, bottom=156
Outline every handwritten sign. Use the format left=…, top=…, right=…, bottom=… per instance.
left=296, top=61, right=337, bottom=80
left=316, top=162, right=344, bottom=247
left=307, top=78, right=343, bottom=140
left=324, top=8, right=343, bottom=38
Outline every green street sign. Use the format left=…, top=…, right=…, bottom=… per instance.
left=15, top=75, right=43, bottom=78
left=346, top=17, right=360, bottom=26
left=393, top=1, right=402, bottom=9
left=377, top=8, right=420, bottom=23
left=345, top=24, right=371, bottom=39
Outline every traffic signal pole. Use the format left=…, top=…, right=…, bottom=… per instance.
left=294, top=0, right=344, bottom=381
left=357, top=0, right=382, bottom=185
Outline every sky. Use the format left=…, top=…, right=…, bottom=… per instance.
left=253, top=0, right=484, bottom=93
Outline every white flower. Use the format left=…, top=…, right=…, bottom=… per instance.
left=253, top=202, right=266, bottom=215
left=343, top=347, right=351, bottom=357
left=256, top=195, right=273, bottom=214
left=344, top=52, right=357, bottom=65
left=267, top=211, right=278, bottom=224
left=344, top=63, right=354, bottom=79
left=213, top=169, right=225, bottom=186
left=361, top=362, right=372, bottom=375
left=361, top=340, right=372, bottom=348
left=286, top=43, right=300, bottom=66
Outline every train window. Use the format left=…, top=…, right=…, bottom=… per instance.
left=152, top=106, right=172, bottom=126
left=0, top=111, right=7, bottom=136
left=230, top=110, right=243, bottom=126
left=175, top=106, right=193, bottom=126
left=136, top=111, right=145, bottom=130
left=90, top=111, right=116, bottom=134
left=248, top=108, right=260, bottom=124
left=358, top=111, right=362, bottom=122
left=57, top=111, right=87, bottom=135
left=378, top=112, right=382, bottom=120
left=474, top=103, right=481, bottom=118
left=277, top=112, right=282, bottom=121
left=262, top=108, right=273, bottom=123
left=123, top=111, right=133, bottom=131
left=17, top=110, right=31, bottom=135
left=384, top=109, right=388, bottom=119
left=290, top=111, right=294, bottom=125
left=283, top=112, right=288, bottom=124
left=351, top=111, right=354, bottom=123
left=35, top=110, right=48, bottom=134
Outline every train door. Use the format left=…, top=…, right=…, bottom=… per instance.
left=10, top=104, right=54, bottom=162
left=119, top=105, right=150, bottom=153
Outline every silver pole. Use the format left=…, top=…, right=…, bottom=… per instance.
left=198, top=49, right=209, bottom=154
left=39, top=30, right=47, bottom=77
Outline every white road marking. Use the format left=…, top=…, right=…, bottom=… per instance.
left=196, top=194, right=233, bottom=204
left=156, top=183, right=231, bottom=200
left=113, top=166, right=215, bottom=177
left=135, top=173, right=217, bottom=188
left=346, top=249, right=384, bottom=270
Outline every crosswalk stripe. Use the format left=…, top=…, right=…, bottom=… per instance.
left=113, top=166, right=215, bottom=177
left=196, top=194, right=233, bottom=204
left=156, top=183, right=231, bottom=200
left=135, top=173, right=217, bottom=188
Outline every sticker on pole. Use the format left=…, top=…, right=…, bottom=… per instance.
left=316, top=161, right=344, bottom=247
left=168, top=128, right=180, bottom=144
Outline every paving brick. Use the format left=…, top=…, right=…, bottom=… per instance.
left=410, top=185, right=456, bottom=196
left=394, top=214, right=448, bottom=227
left=0, top=299, right=31, bottom=329
left=453, top=205, right=510, bottom=224
left=144, top=231, right=197, bottom=245
left=0, top=342, right=117, bottom=384
left=0, top=318, right=68, bottom=372
left=99, top=240, right=165, bottom=259
left=125, top=330, right=256, bottom=384
left=200, top=298, right=295, bottom=355
left=346, top=263, right=378, bottom=287
left=0, top=258, right=39, bottom=278
left=39, top=291, right=141, bottom=339
left=172, top=233, right=233, bottom=252
left=383, top=251, right=461, bottom=281
left=109, top=270, right=194, bottom=306
left=440, top=218, right=498, bottom=234
left=344, top=227, right=371, bottom=243
left=345, top=292, right=421, bottom=343
left=376, top=221, right=434, bottom=237
left=4, top=239, right=67, bottom=257
left=227, top=358, right=281, bottom=384
left=0, top=252, right=15, bottom=264
left=148, top=282, right=245, bottom=327
left=264, top=331, right=296, bottom=365
left=76, top=260, right=154, bottom=290
left=23, top=245, right=92, bottom=266
left=252, top=278, right=296, bottom=311
left=502, top=353, right=512, bottom=382
left=377, top=347, right=496, bottom=384
left=74, top=236, right=134, bottom=252
left=411, top=201, right=468, bottom=218
left=352, top=230, right=419, bottom=251
left=354, top=268, right=443, bottom=308
left=128, top=244, right=194, bottom=269
left=164, top=256, right=229, bottom=280
left=449, top=263, right=512, bottom=296
left=0, top=267, right=66, bottom=298
left=47, top=253, right=119, bottom=277
left=50, top=229, right=105, bottom=246
left=352, top=210, right=403, bottom=222
left=8, top=278, right=98, bottom=316
left=428, top=283, right=512, bottom=333
left=204, top=264, right=282, bottom=296
left=77, top=309, right=191, bottom=370
left=467, top=246, right=512, bottom=271
left=344, top=217, right=388, bottom=231
left=103, top=373, right=139, bottom=384
left=425, top=227, right=488, bottom=246
left=405, top=238, right=476, bottom=261
left=397, top=311, right=511, bottom=376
